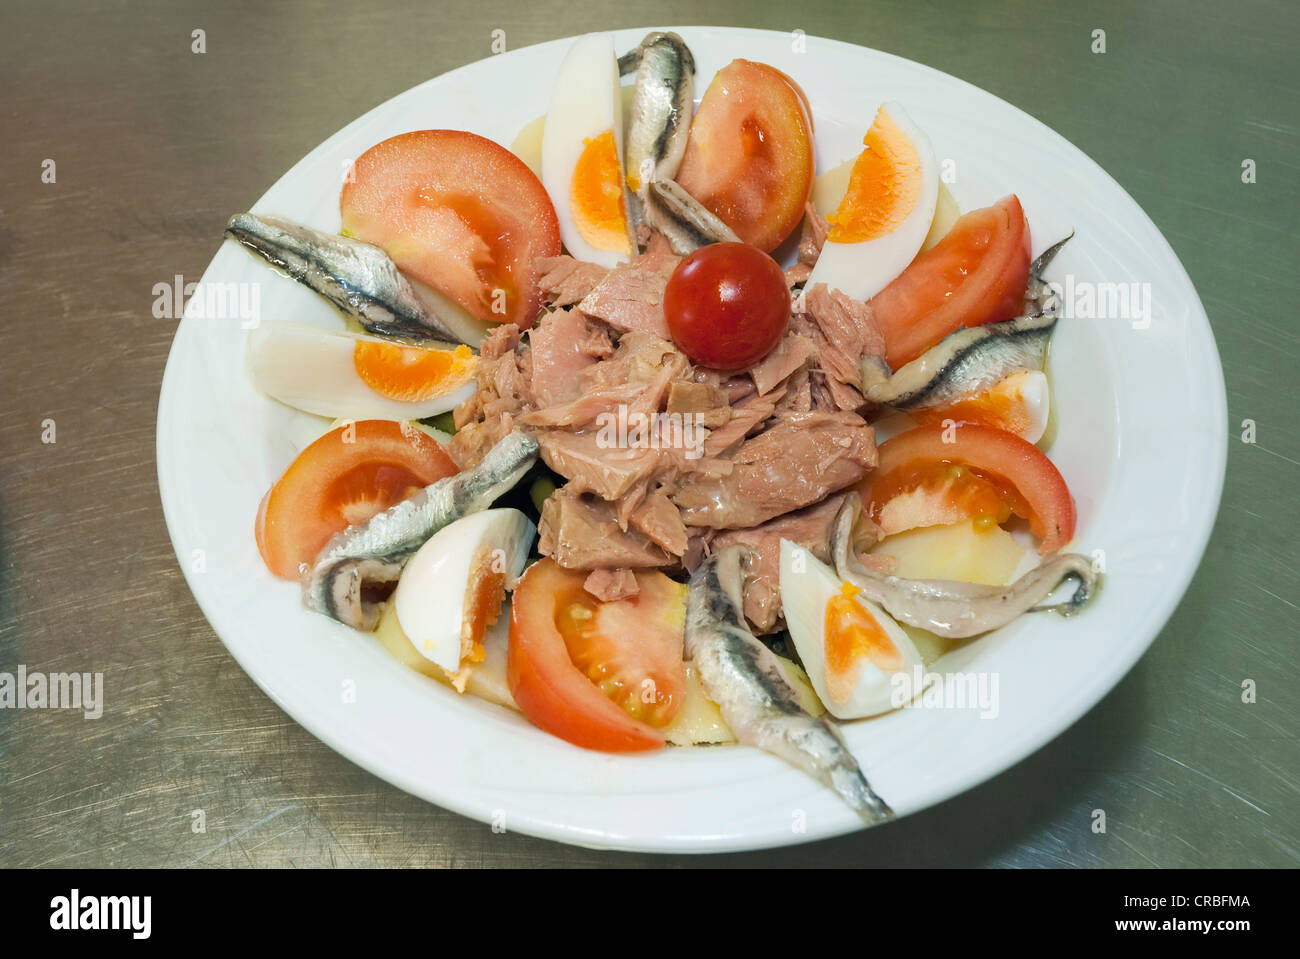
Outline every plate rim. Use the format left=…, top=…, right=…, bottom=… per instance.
left=156, top=25, right=1228, bottom=854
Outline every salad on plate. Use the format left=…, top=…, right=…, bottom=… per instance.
left=225, top=30, right=1100, bottom=821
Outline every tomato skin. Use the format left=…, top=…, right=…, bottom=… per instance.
left=508, top=560, right=687, bottom=753
left=256, top=421, right=458, bottom=580
left=664, top=242, right=790, bottom=369
left=675, top=60, right=815, bottom=252
left=859, top=424, right=1075, bottom=554
left=341, top=130, right=562, bottom=329
left=870, top=195, right=1031, bottom=368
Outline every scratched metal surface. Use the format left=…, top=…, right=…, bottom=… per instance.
left=1, top=0, right=1296, bottom=868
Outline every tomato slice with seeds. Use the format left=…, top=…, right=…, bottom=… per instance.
left=255, top=420, right=458, bottom=580
left=508, top=559, right=687, bottom=752
left=858, top=424, right=1075, bottom=554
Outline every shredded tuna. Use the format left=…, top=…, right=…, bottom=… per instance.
left=673, top=410, right=877, bottom=528
left=749, top=332, right=816, bottom=396
left=797, top=202, right=829, bottom=266
left=450, top=324, right=532, bottom=469
left=537, top=255, right=609, bottom=307
left=795, top=283, right=889, bottom=411
left=584, top=568, right=640, bottom=602
left=528, top=309, right=602, bottom=407
left=539, top=486, right=672, bottom=569
left=709, top=494, right=848, bottom=634
left=577, top=252, right=680, bottom=338
left=629, top=487, right=689, bottom=556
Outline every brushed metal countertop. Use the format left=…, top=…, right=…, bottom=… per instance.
left=1, top=0, right=1296, bottom=866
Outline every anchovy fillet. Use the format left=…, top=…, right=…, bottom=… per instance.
left=619, top=32, right=737, bottom=254
left=623, top=32, right=695, bottom=199
left=648, top=179, right=741, bottom=251
left=303, top=430, right=539, bottom=630
left=830, top=498, right=1098, bottom=638
left=862, top=233, right=1074, bottom=406
left=686, top=546, right=894, bottom=823
left=225, top=213, right=464, bottom=344
left=864, top=313, right=1057, bottom=409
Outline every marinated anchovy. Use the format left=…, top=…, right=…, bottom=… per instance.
left=829, top=498, right=1098, bottom=638
left=864, top=313, right=1057, bottom=409
left=648, top=179, right=741, bottom=252
left=862, top=233, right=1074, bottom=406
left=303, top=430, right=539, bottom=630
left=622, top=34, right=695, bottom=230
left=225, top=213, right=464, bottom=344
left=685, top=545, right=894, bottom=823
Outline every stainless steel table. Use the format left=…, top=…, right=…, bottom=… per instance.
left=2, top=0, right=1296, bottom=867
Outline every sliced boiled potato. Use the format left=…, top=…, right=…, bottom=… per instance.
left=373, top=599, right=517, bottom=711
left=664, top=653, right=823, bottom=746
left=920, top=181, right=960, bottom=252
left=509, top=114, right=546, bottom=178
left=869, top=519, right=1028, bottom=587
left=812, top=157, right=854, bottom=218
left=663, top=663, right=735, bottom=746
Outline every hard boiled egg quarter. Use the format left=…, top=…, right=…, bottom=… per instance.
left=247, top=322, right=477, bottom=421
left=779, top=539, right=923, bottom=719
left=807, top=102, right=939, bottom=302
left=394, top=509, right=536, bottom=679
left=541, top=32, right=635, bottom=268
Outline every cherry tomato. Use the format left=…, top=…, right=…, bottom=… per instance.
left=870, top=195, right=1031, bottom=368
left=255, top=420, right=458, bottom=580
left=663, top=242, right=790, bottom=369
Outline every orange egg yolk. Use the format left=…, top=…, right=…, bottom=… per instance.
left=823, top=582, right=904, bottom=705
left=826, top=107, right=921, bottom=244
left=571, top=129, right=632, bottom=254
left=353, top=342, right=474, bottom=402
left=913, top=372, right=1037, bottom=437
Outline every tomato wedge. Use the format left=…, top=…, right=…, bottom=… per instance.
left=675, top=60, right=815, bottom=252
left=858, top=424, right=1075, bottom=554
left=341, top=130, right=562, bottom=329
left=870, top=195, right=1031, bottom=368
left=255, top=420, right=458, bottom=580
left=508, top=559, right=687, bottom=752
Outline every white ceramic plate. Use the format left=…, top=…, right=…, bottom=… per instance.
left=157, top=26, right=1226, bottom=853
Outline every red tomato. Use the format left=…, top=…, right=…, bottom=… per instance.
left=858, top=424, right=1076, bottom=554
left=508, top=559, right=687, bottom=753
left=255, top=421, right=458, bottom=580
left=870, top=195, right=1032, bottom=368
left=664, top=242, right=790, bottom=369
left=340, top=130, right=562, bottom=329
left=675, top=60, right=815, bottom=252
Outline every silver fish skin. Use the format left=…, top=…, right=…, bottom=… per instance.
left=622, top=34, right=694, bottom=223
left=864, top=313, right=1057, bottom=409
left=225, top=213, right=465, bottom=345
left=862, top=233, right=1073, bottom=405
left=303, top=430, right=539, bottom=631
left=685, top=546, right=894, bottom=824
left=830, top=498, right=1099, bottom=638
left=648, top=179, right=741, bottom=252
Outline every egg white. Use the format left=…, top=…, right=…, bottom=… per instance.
left=394, top=509, right=535, bottom=674
left=779, top=539, right=923, bottom=719
left=807, top=101, right=939, bottom=303
left=540, top=32, right=633, bottom=268
left=246, top=322, right=476, bottom=421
